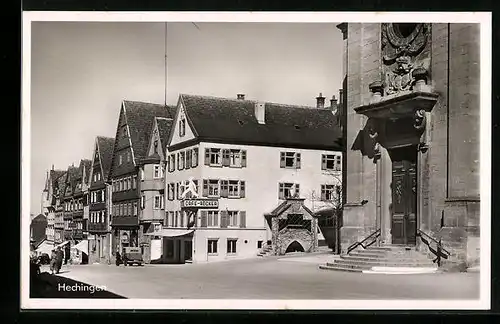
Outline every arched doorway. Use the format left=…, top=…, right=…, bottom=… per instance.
left=285, top=241, right=305, bottom=253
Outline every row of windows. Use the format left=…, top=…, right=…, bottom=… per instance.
left=90, top=189, right=105, bottom=203
left=281, top=152, right=342, bottom=171
left=168, top=148, right=199, bottom=172
left=204, top=148, right=247, bottom=168
left=207, top=238, right=238, bottom=254
left=90, top=210, right=106, bottom=223
left=140, top=195, right=165, bottom=210
left=164, top=210, right=246, bottom=228
left=112, top=202, right=138, bottom=217
left=64, top=199, right=83, bottom=211
left=166, top=179, right=246, bottom=200
left=112, top=175, right=138, bottom=192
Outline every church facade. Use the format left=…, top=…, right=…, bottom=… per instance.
left=337, top=23, right=480, bottom=269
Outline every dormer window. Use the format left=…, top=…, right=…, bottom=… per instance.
left=179, top=118, right=186, bottom=137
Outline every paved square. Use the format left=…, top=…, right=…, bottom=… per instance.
left=41, top=253, right=480, bottom=300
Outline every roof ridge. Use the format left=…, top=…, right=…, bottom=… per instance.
left=155, top=116, right=173, bottom=120
left=180, top=93, right=317, bottom=110
left=123, top=99, right=168, bottom=106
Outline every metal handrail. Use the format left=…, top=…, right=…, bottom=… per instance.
left=417, top=229, right=450, bottom=267
left=346, top=229, right=381, bottom=254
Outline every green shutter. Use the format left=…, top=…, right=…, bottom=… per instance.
left=239, top=181, right=245, bottom=198
left=321, top=155, right=326, bottom=170
left=239, top=211, right=246, bottom=228
left=220, top=210, right=228, bottom=228
left=204, top=148, right=210, bottom=165
left=200, top=211, right=207, bottom=227
left=221, top=180, right=229, bottom=198
left=202, top=180, right=208, bottom=197
left=280, top=152, right=285, bottom=168
left=193, top=148, right=199, bottom=167
left=241, top=150, right=247, bottom=167
left=222, top=149, right=230, bottom=166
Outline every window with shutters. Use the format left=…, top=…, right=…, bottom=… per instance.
left=228, top=181, right=240, bottom=198
left=229, top=150, right=242, bottom=167
left=168, top=183, right=175, bottom=201
left=279, top=183, right=300, bottom=199
left=207, top=239, right=218, bottom=254
left=178, top=152, right=185, bottom=170
left=192, top=148, right=199, bottom=167
left=208, top=180, right=220, bottom=197
left=206, top=148, right=222, bottom=166
left=168, top=154, right=176, bottom=172
left=153, top=165, right=163, bottom=178
left=280, top=152, right=301, bottom=169
left=179, top=118, right=186, bottom=137
left=133, top=202, right=138, bottom=216
left=227, top=211, right=239, bottom=227
left=207, top=210, right=219, bottom=227
left=322, top=154, right=341, bottom=171
left=227, top=239, right=237, bottom=254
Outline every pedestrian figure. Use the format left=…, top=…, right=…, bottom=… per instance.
left=55, top=246, right=64, bottom=274
left=115, top=250, right=122, bottom=266
left=122, top=249, right=128, bottom=267
left=49, top=249, right=57, bottom=275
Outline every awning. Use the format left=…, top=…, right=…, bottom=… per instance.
left=144, top=229, right=194, bottom=237
left=72, top=240, right=88, bottom=254
left=35, top=241, right=55, bottom=255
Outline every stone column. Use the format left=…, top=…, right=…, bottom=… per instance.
left=380, top=146, right=392, bottom=244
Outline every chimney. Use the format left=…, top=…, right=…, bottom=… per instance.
left=330, top=95, right=338, bottom=112
left=237, top=94, right=245, bottom=100
left=254, top=102, right=265, bottom=124
left=316, top=92, right=325, bottom=109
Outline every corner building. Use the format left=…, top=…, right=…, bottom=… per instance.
left=163, top=94, right=343, bottom=264
left=338, top=23, right=480, bottom=268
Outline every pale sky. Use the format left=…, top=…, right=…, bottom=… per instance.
left=30, top=21, right=343, bottom=214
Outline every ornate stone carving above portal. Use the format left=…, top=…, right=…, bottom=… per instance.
left=381, top=23, right=431, bottom=96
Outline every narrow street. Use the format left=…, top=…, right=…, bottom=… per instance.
left=39, top=253, right=480, bottom=300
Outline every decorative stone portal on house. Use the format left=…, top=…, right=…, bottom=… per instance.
left=336, top=22, right=480, bottom=271
left=265, top=197, right=319, bottom=255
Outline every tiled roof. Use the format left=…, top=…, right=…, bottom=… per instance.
left=179, top=94, right=342, bottom=150
left=122, top=101, right=176, bottom=162
left=155, top=117, right=174, bottom=150
left=49, top=170, right=65, bottom=189
left=65, top=166, right=80, bottom=194
left=55, top=171, right=67, bottom=196
left=96, top=136, right=115, bottom=180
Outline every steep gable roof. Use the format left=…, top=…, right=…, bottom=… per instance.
left=122, top=101, right=176, bottom=162
left=96, top=136, right=115, bottom=180
left=178, top=94, right=342, bottom=150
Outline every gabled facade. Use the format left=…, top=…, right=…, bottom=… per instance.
left=161, top=94, right=343, bottom=264
left=42, top=167, right=66, bottom=243
left=137, top=115, right=175, bottom=263
left=71, top=159, right=91, bottom=242
left=108, top=100, right=174, bottom=255
left=62, top=165, right=80, bottom=242
left=53, top=170, right=67, bottom=244
left=88, top=136, right=115, bottom=264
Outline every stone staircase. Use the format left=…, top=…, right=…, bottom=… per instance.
left=257, top=244, right=274, bottom=257
left=319, top=245, right=438, bottom=274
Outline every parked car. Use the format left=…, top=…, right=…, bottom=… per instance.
left=122, top=247, right=144, bottom=266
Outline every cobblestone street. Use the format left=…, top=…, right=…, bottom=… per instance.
left=40, top=253, right=480, bottom=300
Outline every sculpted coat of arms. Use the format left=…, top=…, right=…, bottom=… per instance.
left=381, top=23, right=431, bottom=95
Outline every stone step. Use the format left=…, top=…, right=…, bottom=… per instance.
left=341, top=255, right=433, bottom=263
left=348, top=251, right=389, bottom=258
left=319, top=264, right=363, bottom=273
left=329, top=259, right=435, bottom=268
